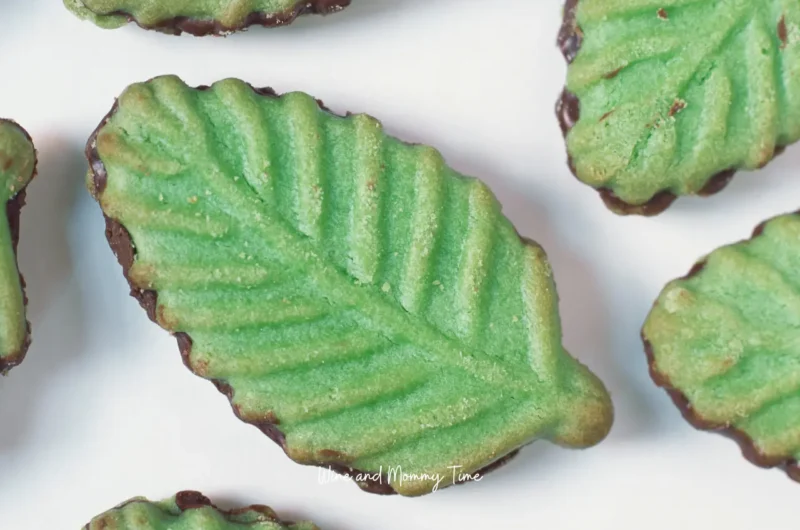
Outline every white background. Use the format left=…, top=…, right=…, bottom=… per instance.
left=0, top=1, right=797, bottom=528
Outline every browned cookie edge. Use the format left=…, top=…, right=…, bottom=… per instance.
left=0, top=120, right=36, bottom=374
left=556, top=0, right=786, bottom=216
left=86, top=80, right=525, bottom=496
left=642, top=215, right=800, bottom=482
left=94, top=0, right=351, bottom=36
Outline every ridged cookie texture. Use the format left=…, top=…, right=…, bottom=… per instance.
left=84, top=491, right=318, bottom=529
left=643, top=212, right=800, bottom=483
left=559, top=0, right=800, bottom=215
left=0, top=120, right=36, bottom=374
left=64, top=0, right=350, bottom=36
left=86, top=75, right=613, bottom=496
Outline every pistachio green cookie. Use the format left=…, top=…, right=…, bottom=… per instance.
left=86, top=75, right=613, bottom=496
left=644, top=212, right=800, bottom=483
left=64, top=0, right=350, bottom=36
left=84, top=491, right=318, bottom=529
left=559, top=0, right=800, bottom=215
left=0, top=120, right=35, bottom=374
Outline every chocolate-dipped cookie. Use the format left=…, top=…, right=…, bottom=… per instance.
left=644, top=212, right=800, bottom=482
left=0, top=120, right=36, bottom=374
left=559, top=0, right=800, bottom=215
left=85, top=491, right=318, bottom=529
left=85, top=75, right=613, bottom=496
left=65, top=0, right=350, bottom=36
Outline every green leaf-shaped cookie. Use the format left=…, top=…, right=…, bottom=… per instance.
left=87, top=76, right=613, bottom=496
left=559, top=0, right=800, bottom=215
left=643, top=212, right=800, bottom=483
left=85, top=491, right=318, bottom=529
left=64, top=0, right=350, bottom=36
left=0, top=120, right=35, bottom=374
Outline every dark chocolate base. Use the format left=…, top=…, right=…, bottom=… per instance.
left=643, top=215, right=800, bottom=483
left=83, top=491, right=298, bottom=529
left=557, top=0, right=785, bottom=216
left=95, top=0, right=351, bottom=36
left=86, top=80, right=524, bottom=496
left=0, top=120, right=35, bottom=374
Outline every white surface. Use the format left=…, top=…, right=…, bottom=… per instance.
left=0, top=1, right=797, bottom=528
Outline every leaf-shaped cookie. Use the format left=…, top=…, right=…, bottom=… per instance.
left=0, top=120, right=35, bottom=374
left=85, top=491, right=318, bottom=529
left=87, top=76, right=613, bottom=496
left=558, top=0, right=800, bottom=215
left=64, top=0, right=350, bottom=36
left=643, top=212, right=800, bottom=483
